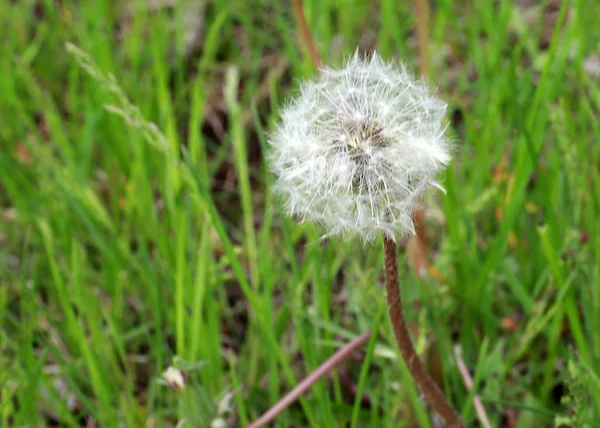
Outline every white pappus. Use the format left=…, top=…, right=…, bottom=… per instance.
left=268, top=52, right=451, bottom=241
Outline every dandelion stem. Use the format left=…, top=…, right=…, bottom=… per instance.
left=383, top=236, right=465, bottom=427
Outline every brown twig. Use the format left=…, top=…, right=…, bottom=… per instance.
left=453, top=345, right=492, bottom=428
left=415, top=0, right=430, bottom=76
left=410, top=0, right=432, bottom=279
left=384, top=237, right=465, bottom=428
left=248, top=331, right=373, bottom=428
left=291, top=0, right=322, bottom=68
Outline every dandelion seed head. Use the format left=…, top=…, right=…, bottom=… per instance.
left=268, top=52, right=451, bottom=241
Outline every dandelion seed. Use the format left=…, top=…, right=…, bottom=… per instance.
left=268, top=52, right=450, bottom=241
left=162, top=367, right=186, bottom=390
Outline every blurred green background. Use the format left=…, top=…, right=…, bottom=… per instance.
left=1, top=0, right=599, bottom=426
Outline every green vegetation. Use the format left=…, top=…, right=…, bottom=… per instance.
left=1, top=0, right=599, bottom=426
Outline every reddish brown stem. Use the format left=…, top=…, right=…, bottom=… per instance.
left=410, top=0, right=431, bottom=278
left=384, top=237, right=465, bottom=428
left=415, top=0, right=430, bottom=76
left=292, top=0, right=322, bottom=68
left=248, top=331, right=372, bottom=428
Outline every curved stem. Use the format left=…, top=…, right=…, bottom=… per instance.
left=291, top=0, right=322, bottom=68
left=383, top=237, right=465, bottom=427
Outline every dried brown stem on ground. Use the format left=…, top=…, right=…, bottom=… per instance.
left=410, top=0, right=432, bottom=277
left=415, top=0, right=430, bottom=76
left=292, top=0, right=322, bottom=67
left=454, top=345, right=492, bottom=428
left=248, top=331, right=372, bottom=428
left=384, top=237, right=465, bottom=428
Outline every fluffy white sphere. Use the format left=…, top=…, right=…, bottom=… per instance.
left=268, top=52, right=451, bottom=241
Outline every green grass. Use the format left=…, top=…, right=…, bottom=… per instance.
left=1, top=0, right=600, bottom=426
